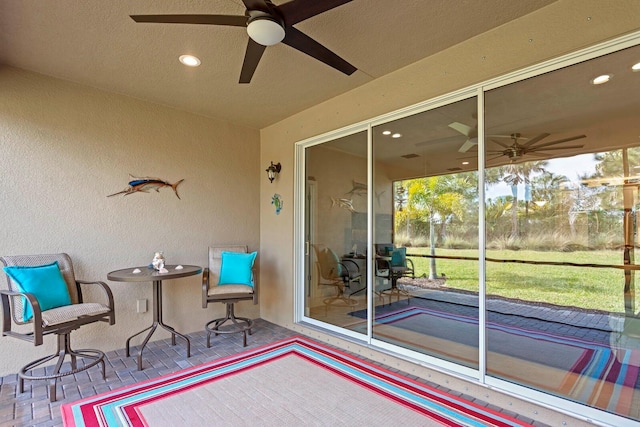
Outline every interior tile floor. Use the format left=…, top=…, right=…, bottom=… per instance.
left=1, top=318, right=562, bottom=427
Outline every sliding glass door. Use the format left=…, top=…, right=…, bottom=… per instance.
left=298, top=38, right=640, bottom=423
left=304, top=130, right=368, bottom=331
left=371, top=97, right=480, bottom=369
left=483, top=44, right=640, bottom=420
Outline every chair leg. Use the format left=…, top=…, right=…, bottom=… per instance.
left=205, top=303, right=254, bottom=348
left=18, top=331, right=106, bottom=402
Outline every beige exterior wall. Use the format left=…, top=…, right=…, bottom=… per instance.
left=0, top=67, right=260, bottom=375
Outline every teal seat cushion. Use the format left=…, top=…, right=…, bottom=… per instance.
left=390, top=247, right=407, bottom=267
left=218, top=251, right=258, bottom=287
left=3, top=261, right=72, bottom=322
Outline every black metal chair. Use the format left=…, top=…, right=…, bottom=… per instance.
left=202, top=246, right=258, bottom=347
left=0, top=253, right=115, bottom=401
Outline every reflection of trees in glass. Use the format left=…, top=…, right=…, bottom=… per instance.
left=486, top=161, right=547, bottom=238
left=396, top=148, right=632, bottom=253
left=400, top=173, right=476, bottom=278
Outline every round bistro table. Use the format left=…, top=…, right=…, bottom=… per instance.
left=107, top=265, right=202, bottom=370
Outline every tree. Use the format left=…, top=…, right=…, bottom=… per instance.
left=406, top=173, right=475, bottom=278
left=487, top=160, right=547, bottom=238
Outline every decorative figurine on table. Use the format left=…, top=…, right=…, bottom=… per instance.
left=150, top=252, right=168, bottom=273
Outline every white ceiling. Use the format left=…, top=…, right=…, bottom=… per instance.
left=0, top=0, right=557, bottom=130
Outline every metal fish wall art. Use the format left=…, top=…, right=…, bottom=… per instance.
left=331, top=197, right=356, bottom=213
left=345, top=180, right=367, bottom=197
left=108, top=175, right=184, bottom=199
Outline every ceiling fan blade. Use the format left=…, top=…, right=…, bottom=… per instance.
left=458, top=138, right=477, bottom=153
left=130, top=14, right=247, bottom=26
left=282, top=26, right=356, bottom=75
left=490, top=139, right=511, bottom=149
left=529, top=144, right=584, bottom=152
left=529, top=135, right=586, bottom=150
left=239, top=39, right=267, bottom=83
left=521, top=133, right=550, bottom=148
left=449, top=122, right=473, bottom=137
left=241, top=0, right=271, bottom=13
left=279, top=0, right=353, bottom=25
left=486, top=154, right=504, bottom=162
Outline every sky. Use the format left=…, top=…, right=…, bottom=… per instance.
left=486, top=153, right=598, bottom=200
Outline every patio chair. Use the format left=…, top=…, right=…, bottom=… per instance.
left=312, top=244, right=360, bottom=308
left=0, top=253, right=115, bottom=401
left=202, top=245, right=257, bottom=347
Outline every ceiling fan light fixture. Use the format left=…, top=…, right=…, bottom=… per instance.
left=179, top=55, right=201, bottom=67
left=632, top=62, right=640, bottom=72
left=247, top=16, right=285, bottom=46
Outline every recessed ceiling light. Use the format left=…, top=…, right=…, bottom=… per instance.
left=179, top=55, right=201, bottom=67
left=382, top=130, right=392, bottom=135
left=462, top=161, right=470, bottom=165
left=591, top=74, right=611, bottom=85
left=632, top=62, right=640, bottom=72
left=392, top=133, right=402, bottom=138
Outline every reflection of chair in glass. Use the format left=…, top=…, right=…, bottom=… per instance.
left=376, top=247, right=414, bottom=304
left=203, top=246, right=257, bottom=347
left=0, top=253, right=115, bottom=401
left=313, top=245, right=360, bottom=308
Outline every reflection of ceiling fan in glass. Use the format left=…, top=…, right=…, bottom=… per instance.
left=487, top=132, right=586, bottom=161
left=448, top=121, right=511, bottom=153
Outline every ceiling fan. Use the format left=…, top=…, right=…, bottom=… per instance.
left=487, top=132, right=586, bottom=162
left=449, top=121, right=479, bottom=153
left=449, top=120, right=513, bottom=153
left=130, top=0, right=357, bottom=84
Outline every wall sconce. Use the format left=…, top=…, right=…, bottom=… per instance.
left=266, top=161, right=281, bottom=183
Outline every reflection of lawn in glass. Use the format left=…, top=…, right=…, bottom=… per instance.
left=407, top=248, right=628, bottom=313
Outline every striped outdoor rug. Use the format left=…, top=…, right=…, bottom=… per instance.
left=363, top=306, right=640, bottom=416
left=62, top=336, right=529, bottom=426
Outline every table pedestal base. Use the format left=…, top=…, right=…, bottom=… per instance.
left=125, top=280, right=191, bottom=370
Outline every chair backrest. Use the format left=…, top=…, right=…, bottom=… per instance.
left=375, top=243, right=395, bottom=257
left=313, top=246, right=343, bottom=280
left=0, top=253, right=79, bottom=324
left=208, top=245, right=248, bottom=285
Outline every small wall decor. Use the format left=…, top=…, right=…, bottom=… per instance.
left=345, top=180, right=367, bottom=197
left=271, top=193, right=283, bottom=215
left=108, top=175, right=184, bottom=199
left=331, top=197, right=356, bottom=213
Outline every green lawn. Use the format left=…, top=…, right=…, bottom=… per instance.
left=406, top=247, right=632, bottom=313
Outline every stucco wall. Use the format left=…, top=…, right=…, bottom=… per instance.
left=0, top=67, right=260, bottom=376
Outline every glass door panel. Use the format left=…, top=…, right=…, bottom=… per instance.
left=371, top=97, right=480, bottom=368
left=484, top=44, right=640, bottom=421
left=304, top=130, right=368, bottom=330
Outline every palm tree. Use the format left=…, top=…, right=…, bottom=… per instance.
left=407, top=173, right=475, bottom=278
left=490, top=160, right=547, bottom=238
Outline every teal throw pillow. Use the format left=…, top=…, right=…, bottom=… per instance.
left=3, top=261, right=72, bottom=322
left=391, top=247, right=407, bottom=267
left=218, top=251, right=257, bottom=287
